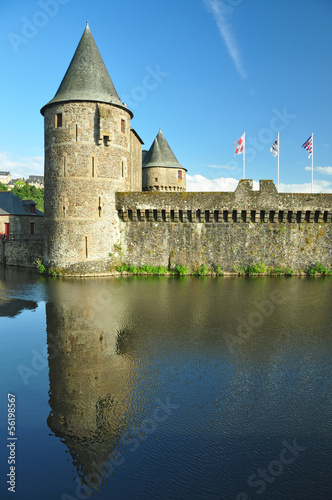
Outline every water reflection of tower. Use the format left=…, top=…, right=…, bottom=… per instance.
left=46, top=280, right=135, bottom=493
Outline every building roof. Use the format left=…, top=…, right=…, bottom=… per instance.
left=27, top=175, right=44, bottom=181
left=0, top=171, right=10, bottom=176
left=41, top=23, right=132, bottom=117
left=142, top=130, right=186, bottom=170
left=0, top=192, right=43, bottom=216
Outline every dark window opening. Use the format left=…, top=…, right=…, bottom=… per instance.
left=178, top=170, right=182, bottom=181
left=4, top=223, right=10, bottom=239
left=170, top=210, right=175, bottom=222
left=269, top=210, right=275, bottom=223
left=205, top=210, right=210, bottom=222
left=98, top=197, right=102, bottom=218
left=214, top=210, right=219, bottom=222
left=232, top=210, right=237, bottom=222
left=179, top=210, right=183, bottom=222
left=241, top=210, right=247, bottom=222
left=296, top=211, right=302, bottom=223
left=162, top=210, right=166, bottom=222
left=305, top=210, right=311, bottom=222
left=260, top=210, right=265, bottom=223
left=137, top=209, right=141, bottom=221
left=323, top=211, right=328, bottom=223
left=85, top=236, right=88, bottom=258
left=103, top=135, right=110, bottom=146
left=145, top=209, right=149, bottom=221
left=153, top=209, right=158, bottom=221
left=76, top=124, right=78, bottom=141
left=56, top=113, right=62, bottom=127
left=121, top=119, right=125, bottom=133
left=187, top=210, right=192, bottom=222
left=128, top=209, right=133, bottom=221
left=287, top=211, right=292, bottom=223
left=223, top=210, right=228, bottom=222
left=30, top=223, right=35, bottom=236
left=251, top=210, right=256, bottom=223
left=314, top=210, right=320, bottom=223
left=278, top=210, right=284, bottom=223
left=155, top=178, right=158, bottom=182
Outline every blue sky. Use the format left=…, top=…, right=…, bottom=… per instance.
left=1, top=0, right=332, bottom=192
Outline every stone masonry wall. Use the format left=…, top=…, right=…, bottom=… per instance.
left=116, top=180, right=332, bottom=271
left=142, top=166, right=186, bottom=191
left=0, top=239, right=44, bottom=268
left=43, top=101, right=136, bottom=269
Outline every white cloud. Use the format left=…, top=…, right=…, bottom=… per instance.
left=0, top=152, right=44, bottom=179
left=187, top=174, right=332, bottom=193
left=305, top=166, right=332, bottom=175
left=203, top=0, right=247, bottom=78
left=279, top=180, right=332, bottom=193
left=187, top=174, right=259, bottom=191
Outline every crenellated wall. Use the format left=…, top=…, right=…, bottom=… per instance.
left=116, top=180, right=332, bottom=271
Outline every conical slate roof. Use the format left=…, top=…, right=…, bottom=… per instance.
left=142, top=130, right=185, bottom=170
left=41, top=23, right=131, bottom=116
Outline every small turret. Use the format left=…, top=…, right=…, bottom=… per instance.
left=142, top=130, right=187, bottom=191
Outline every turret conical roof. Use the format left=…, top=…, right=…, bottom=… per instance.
left=41, top=23, right=131, bottom=116
left=142, top=130, right=185, bottom=170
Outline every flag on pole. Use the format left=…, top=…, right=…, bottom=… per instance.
left=270, top=138, right=278, bottom=157
left=302, top=135, right=313, bottom=158
left=233, top=133, right=245, bottom=155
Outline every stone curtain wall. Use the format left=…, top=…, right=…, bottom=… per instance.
left=0, top=239, right=44, bottom=267
left=116, top=180, right=332, bottom=271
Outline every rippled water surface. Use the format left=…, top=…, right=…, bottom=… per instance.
left=0, top=268, right=331, bottom=500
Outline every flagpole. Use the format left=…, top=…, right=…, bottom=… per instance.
left=277, top=132, right=280, bottom=192
left=243, top=132, right=245, bottom=179
left=311, top=132, right=314, bottom=194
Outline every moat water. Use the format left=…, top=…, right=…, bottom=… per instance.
left=0, top=268, right=331, bottom=500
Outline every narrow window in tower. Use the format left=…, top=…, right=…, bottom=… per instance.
left=56, top=113, right=62, bottom=127
left=121, top=120, right=125, bottom=133
left=30, top=223, right=35, bottom=236
left=92, top=157, right=95, bottom=177
left=76, top=124, right=78, bottom=141
left=103, top=135, right=110, bottom=146
left=98, top=197, right=101, bottom=218
left=85, top=237, right=88, bottom=258
left=178, top=170, right=182, bottom=181
left=122, top=161, right=124, bottom=177
left=155, top=178, right=158, bottom=182
left=63, top=157, right=67, bottom=177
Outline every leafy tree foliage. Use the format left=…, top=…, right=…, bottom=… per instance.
left=11, top=185, right=44, bottom=212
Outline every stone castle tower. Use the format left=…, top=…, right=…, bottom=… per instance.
left=41, top=23, right=143, bottom=269
left=142, top=130, right=187, bottom=191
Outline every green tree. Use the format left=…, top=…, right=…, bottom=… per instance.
left=12, top=185, right=44, bottom=212
left=0, top=182, right=8, bottom=192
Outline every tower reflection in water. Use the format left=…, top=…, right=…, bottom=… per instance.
left=45, top=279, right=138, bottom=495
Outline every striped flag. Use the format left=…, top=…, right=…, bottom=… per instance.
left=302, top=135, right=313, bottom=158
left=233, top=133, right=245, bottom=155
left=270, top=138, right=278, bottom=157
